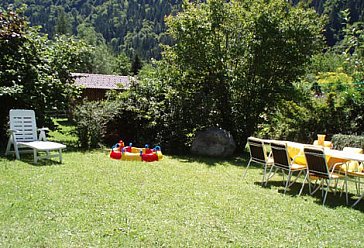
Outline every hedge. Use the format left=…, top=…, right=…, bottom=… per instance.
left=331, top=134, right=364, bottom=150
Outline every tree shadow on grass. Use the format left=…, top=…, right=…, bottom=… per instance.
left=170, top=153, right=250, bottom=167
left=257, top=179, right=364, bottom=212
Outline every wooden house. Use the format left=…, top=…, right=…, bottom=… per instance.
left=72, top=73, right=131, bottom=101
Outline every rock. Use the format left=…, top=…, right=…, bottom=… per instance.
left=191, top=128, right=236, bottom=157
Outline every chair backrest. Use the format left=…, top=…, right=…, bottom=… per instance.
left=270, top=142, right=290, bottom=169
left=9, top=109, right=38, bottom=142
left=303, top=146, right=329, bottom=178
left=247, top=137, right=267, bottom=163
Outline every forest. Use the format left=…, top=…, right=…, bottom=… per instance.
left=2, top=0, right=182, bottom=64
left=1, top=0, right=364, bottom=67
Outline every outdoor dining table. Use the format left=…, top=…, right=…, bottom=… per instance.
left=325, top=149, right=364, bottom=207
left=265, top=140, right=350, bottom=168
left=262, top=139, right=364, bottom=206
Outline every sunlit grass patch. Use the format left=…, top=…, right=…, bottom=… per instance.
left=0, top=150, right=363, bottom=247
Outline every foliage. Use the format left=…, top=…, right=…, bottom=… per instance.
left=332, top=134, right=364, bottom=150
left=338, top=11, right=364, bottom=82
left=103, top=63, right=173, bottom=150
left=3, top=0, right=362, bottom=64
left=130, top=54, right=143, bottom=75
left=0, top=6, right=89, bottom=141
left=316, top=69, right=353, bottom=93
left=73, top=100, right=117, bottom=149
left=116, top=52, right=131, bottom=75
left=162, top=0, right=323, bottom=149
left=258, top=9, right=364, bottom=144
left=76, top=23, right=122, bottom=74
left=323, top=0, right=364, bottom=46
left=257, top=81, right=364, bottom=143
left=257, top=98, right=315, bottom=143
left=307, top=51, right=346, bottom=75
left=2, top=0, right=182, bottom=61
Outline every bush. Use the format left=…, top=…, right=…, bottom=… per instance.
left=74, top=101, right=117, bottom=149
left=331, top=134, right=364, bottom=150
left=104, top=69, right=177, bottom=152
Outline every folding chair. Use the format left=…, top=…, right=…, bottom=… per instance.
left=243, top=137, right=273, bottom=184
left=301, top=146, right=348, bottom=206
left=340, top=147, right=363, bottom=207
left=5, top=109, right=66, bottom=164
left=265, top=142, right=307, bottom=194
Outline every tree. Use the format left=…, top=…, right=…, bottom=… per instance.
left=163, top=0, right=324, bottom=148
left=131, top=54, right=143, bottom=75
left=116, top=52, right=131, bottom=75
left=77, top=23, right=119, bottom=74
left=257, top=10, right=364, bottom=143
left=0, top=6, right=90, bottom=141
left=54, top=7, right=72, bottom=35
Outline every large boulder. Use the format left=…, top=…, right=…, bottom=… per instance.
left=191, top=128, right=236, bottom=157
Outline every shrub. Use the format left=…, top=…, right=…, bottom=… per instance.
left=331, top=134, right=364, bottom=150
left=74, top=101, right=117, bottom=149
left=104, top=68, right=177, bottom=152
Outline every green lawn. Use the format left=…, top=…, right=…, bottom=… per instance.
left=0, top=122, right=363, bottom=246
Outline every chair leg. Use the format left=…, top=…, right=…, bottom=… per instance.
left=7, top=135, right=20, bottom=160
left=5, top=137, right=12, bottom=156
left=345, top=177, right=348, bottom=205
left=308, top=178, right=312, bottom=195
left=339, top=177, right=348, bottom=205
left=281, top=171, right=286, bottom=185
left=264, top=165, right=276, bottom=186
left=358, top=177, right=361, bottom=195
left=299, top=172, right=308, bottom=196
left=262, top=163, right=269, bottom=185
left=242, top=159, right=252, bottom=179
left=322, top=179, right=330, bottom=206
left=352, top=192, right=364, bottom=207
left=311, top=179, right=323, bottom=195
left=14, top=143, right=20, bottom=160
left=59, top=149, right=63, bottom=163
left=284, top=170, right=292, bottom=194
left=33, top=149, right=38, bottom=164
left=288, top=170, right=303, bottom=187
left=262, top=164, right=267, bottom=186
left=333, top=179, right=339, bottom=196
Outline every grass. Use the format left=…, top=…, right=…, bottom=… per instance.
left=0, top=121, right=363, bottom=247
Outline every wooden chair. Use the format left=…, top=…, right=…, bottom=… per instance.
left=340, top=147, right=364, bottom=207
left=5, top=109, right=66, bottom=164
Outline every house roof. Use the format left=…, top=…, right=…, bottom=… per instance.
left=71, top=73, right=131, bottom=90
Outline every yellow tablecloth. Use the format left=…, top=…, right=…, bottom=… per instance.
left=286, top=142, right=347, bottom=168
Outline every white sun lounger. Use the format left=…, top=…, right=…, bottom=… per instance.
left=5, top=109, right=66, bottom=164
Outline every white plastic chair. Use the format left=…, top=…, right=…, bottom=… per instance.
left=5, top=109, right=66, bottom=164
